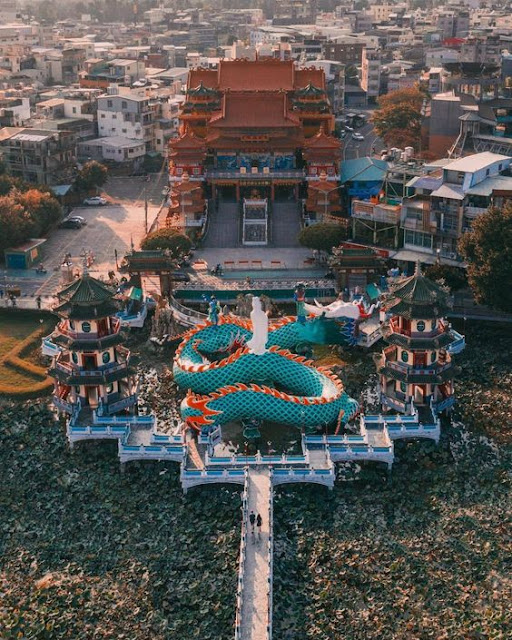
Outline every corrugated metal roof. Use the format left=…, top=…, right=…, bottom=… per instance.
left=430, top=184, right=465, bottom=200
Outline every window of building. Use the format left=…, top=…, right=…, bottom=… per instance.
left=400, top=382, right=407, bottom=393
left=106, top=383, right=114, bottom=394
left=102, top=351, right=110, bottom=364
left=75, top=386, right=81, bottom=393
left=112, top=114, right=117, bottom=119
left=417, top=320, right=425, bottom=332
left=404, top=229, right=433, bottom=249
left=82, top=322, right=91, bottom=333
left=156, top=139, right=161, bottom=145
left=122, top=101, right=127, bottom=109
left=72, top=352, right=78, bottom=363
left=122, top=129, right=127, bottom=133
left=401, top=350, right=409, bottom=363
left=72, top=107, right=76, bottom=114
left=107, top=100, right=113, bottom=108
left=69, top=320, right=75, bottom=330
left=100, top=113, right=105, bottom=118
left=431, top=351, right=436, bottom=362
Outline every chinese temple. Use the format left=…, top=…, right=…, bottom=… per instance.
left=376, top=264, right=463, bottom=416
left=168, top=58, right=342, bottom=229
left=47, top=273, right=138, bottom=417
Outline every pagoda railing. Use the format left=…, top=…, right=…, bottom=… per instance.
left=384, top=359, right=452, bottom=376
left=55, top=360, right=130, bottom=377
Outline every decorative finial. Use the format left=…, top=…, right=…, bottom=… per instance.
left=82, top=254, right=89, bottom=277
left=414, top=260, right=422, bottom=277
left=130, top=235, right=135, bottom=252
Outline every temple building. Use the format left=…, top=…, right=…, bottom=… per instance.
left=376, top=265, right=464, bottom=416
left=168, top=58, right=342, bottom=232
left=47, top=273, right=138, bottom=417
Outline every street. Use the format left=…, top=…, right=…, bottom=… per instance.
left=342, top=108, right=385, bottom=161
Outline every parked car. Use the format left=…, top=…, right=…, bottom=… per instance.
left=68, top=215, right=87, bottom=225
left=352, top=132, right=365, bottom=141
left=344, top=125, right=354, bottom=132
left=83, top=196, right=107, bottom=206
left=58, top=218, right=82, bottom=229
left=171, top=270, right=191, bottom=282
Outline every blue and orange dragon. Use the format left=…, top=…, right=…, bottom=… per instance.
left=174, top=313, right=359, bottom=432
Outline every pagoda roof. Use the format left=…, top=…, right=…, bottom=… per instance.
left=187, top=68, right=217, bottom=90
left=384, top=265, right=451, bottom=319
left=53, top=274, right=119, bottom=319
left=209, top=92, right=300, bottom=129
left=187, top=81, right=219, bottom=96
left=295, top=82, right=325, bottom=96
left=170, top=128, right=207, bottom=151
left=304, top=128, right=341, bottom=150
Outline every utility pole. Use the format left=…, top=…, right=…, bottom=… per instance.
left=144, top=191, right=148, bottom=234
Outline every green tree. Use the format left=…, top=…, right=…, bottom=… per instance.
left=0, top=195, right=37, bottom=256
left=298, top=223, right=348, bottom=253
left=458, top=204, right=512, bottom=312
left=371, top=87, right=426, bottom=150
left=74, top=161, right=108, bottom=193
left=140, top=228, right=192, bottom=259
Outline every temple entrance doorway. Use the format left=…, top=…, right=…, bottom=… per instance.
left=216, top=184, right=237, bottom=202
left=274, top=184, right=297, bottom=202
left=240, top=185, right=270, bottom=201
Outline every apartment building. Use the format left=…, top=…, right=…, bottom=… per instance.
left=401, top=152, right=512, bottom=261
left=436, top=10, right=470, bottom=39
left=361, top=48, right=381, bottom=103
left=97, top=90, right=156, bottom=152
left=0, top=127, right=76, bottom=185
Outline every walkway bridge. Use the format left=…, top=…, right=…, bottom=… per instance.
left=64, top=399, right=441, bottom=640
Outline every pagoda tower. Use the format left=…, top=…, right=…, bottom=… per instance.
left=376, top=265, right=463, bottom=416
left=48, top=273, right=138, bottom=417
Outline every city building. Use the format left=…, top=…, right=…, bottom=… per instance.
left=97, top=89, right=156, bottom=152
left=361, top=48, right=381, bottom=102
left=400, top=152, right=512, bottom=262
left=0, top=127, right=76, bottom=185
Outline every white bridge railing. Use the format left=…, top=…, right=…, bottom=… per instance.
left=234, top=475, right=249, bottom=640
left=267, top=487, right=274, bottom=640
left=205, top=452, right=309, bottom=467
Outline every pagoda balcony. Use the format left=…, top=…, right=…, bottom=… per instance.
left=56, top=317, right=120, bottom=340
left=386, top=318, right=451, bottom=340
left=100, top=393, right=138, bottom=415
left=383, top=358, right=452, bottom=377
left=206, top=168, right=305, bottom=180
left=53, top=395, right=75, bottom=414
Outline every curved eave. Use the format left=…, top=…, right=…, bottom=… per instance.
left=51, top=332, right=125, bottom=351
left=378, top=365, right=456, bottom=384
left=383, top=331, right=455, bottom=350
left=50, top=365, right=137, bottom=386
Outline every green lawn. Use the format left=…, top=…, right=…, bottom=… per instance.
left=0, top=310, right=53, bottom=387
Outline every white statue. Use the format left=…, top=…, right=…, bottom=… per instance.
left=246, top=296, right=268, bottom=355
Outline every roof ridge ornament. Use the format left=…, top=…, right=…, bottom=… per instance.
left=414, top=260, right=422, bottom=277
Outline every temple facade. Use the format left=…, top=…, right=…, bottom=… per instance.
left=376, top=266, right=464, bottom=416
left=168, top=58, right=342, bottom=229
left=47, top=274, right=138, bottom=417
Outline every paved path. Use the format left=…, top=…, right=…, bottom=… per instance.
left=240, top=468, right=271, bottom=640
left=271, top=201, right=301, bottom=247
left=203, top=200, right=240, bottom=248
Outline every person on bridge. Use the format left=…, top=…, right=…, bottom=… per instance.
left=249, top=511, right=256, bottom=533
left=256, top=513, right=262, bottom=539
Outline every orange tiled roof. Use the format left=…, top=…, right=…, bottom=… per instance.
left=295, top=68, right=326, bottom=90
left=304, top=128, right=341, bottom=150
left=209, top=92, right=300, bottom=128
left=188, top=68, right=218, bottom=90
left=170, top=128, right=207, bottom=150
left=217, top=59, right=295, bottom=91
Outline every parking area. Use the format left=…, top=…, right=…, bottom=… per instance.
left=2, top=200, right=162, bottom=299
left=1, top=173, right=169, bottom=299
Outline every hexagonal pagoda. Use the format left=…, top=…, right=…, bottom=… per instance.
left=47, top=273, right=138, bottom=418
left=376, top=264, right=465, bottom=417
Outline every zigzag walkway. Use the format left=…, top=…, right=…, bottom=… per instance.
left=239, top=468, right=272, bottom=640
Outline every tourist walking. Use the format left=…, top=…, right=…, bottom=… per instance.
left=249, top=510, right=256, bottom=533
left=256, top=513, right=262, bottom=540
left=36, top=295, right=42, bottom=310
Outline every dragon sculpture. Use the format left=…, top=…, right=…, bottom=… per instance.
left=174, top=296, right=360, bottom=432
